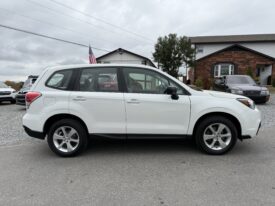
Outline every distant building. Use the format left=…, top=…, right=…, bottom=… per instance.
left=190, top=34, right=275, bottom=85
left=96, top=48, right=156, bottom=68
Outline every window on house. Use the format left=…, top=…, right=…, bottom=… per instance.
left=196, top=46, right=203, bottom=53
left=214, top=64, right=234, bottom=77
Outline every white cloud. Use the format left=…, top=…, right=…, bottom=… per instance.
left=0, top=0, right=275, bottom=81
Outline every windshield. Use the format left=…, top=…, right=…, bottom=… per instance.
left=227, top=76, right=256, bottom=85
left=0, top=82, right=8, bottom=88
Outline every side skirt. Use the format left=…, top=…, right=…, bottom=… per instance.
left=90, top=133, right=192, bottom=140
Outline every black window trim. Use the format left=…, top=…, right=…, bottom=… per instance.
left=45, top=66, right=191, bottom=95
left=120, top=66, right=191, bottom=95
left=45, top=69, right=76, bottom=91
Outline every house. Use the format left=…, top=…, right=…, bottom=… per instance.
left=96, top=48, right=156, bottom=68
left=190, top=34, right=275, bottom=86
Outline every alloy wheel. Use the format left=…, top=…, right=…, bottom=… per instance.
left=203, top=123, right=232, bottom=151
left=53, top=126, right=80, bottom=153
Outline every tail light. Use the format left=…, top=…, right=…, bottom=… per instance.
left=25, top=91, right=42, bottom=108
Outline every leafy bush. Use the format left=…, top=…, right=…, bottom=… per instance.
left=203, top=78, right=213, bottom=90
left=246, top=67, right=254, bottom=78
left=272, top=79, right=275, bottom=88
left=254, top=76, right=260, bottom=84
left=195, top=77, right=203, bottom=88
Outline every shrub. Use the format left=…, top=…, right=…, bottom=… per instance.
left=204, top=78, right=214, bottom=90
left=254, top=76, right=260, bottom=84
left=272, top=79, right=275, bottom=87
left=246, top=67, right=254, bottom=78
left=195, top=77, right=203, bottom=88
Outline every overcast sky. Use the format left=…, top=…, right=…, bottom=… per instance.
left=0, top=0, right=275, bottom=81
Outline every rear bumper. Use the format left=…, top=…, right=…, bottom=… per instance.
left=23, top=126, right=45, bottom=140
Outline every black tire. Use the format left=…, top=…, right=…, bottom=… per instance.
left=195, top=116, right=237, bottom=155
left=47, top=119, right=88, bottom=157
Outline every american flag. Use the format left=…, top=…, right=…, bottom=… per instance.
left=89, top=45, right=97, bottom=64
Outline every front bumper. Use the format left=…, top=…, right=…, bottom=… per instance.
left=241, top=122, right=261, bottom=140
left=16, top=93, right=26, bottom=105
left=241, top=107, right=262, bottom=138
left=0, top=96, right=14, bottom=102
left=245, top=95, right=270, bottom=103
left=23, top=126, right=45, bottom=140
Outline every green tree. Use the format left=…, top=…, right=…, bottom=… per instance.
left=153, top=34, right=195, bottom=78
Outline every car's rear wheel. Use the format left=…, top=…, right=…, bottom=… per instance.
left=195, top=116, right=237, bottom=155
left=47, top=119, right=88, bottom=157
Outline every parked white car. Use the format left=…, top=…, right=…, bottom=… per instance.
left=23, top=64, right=261, bottom=157
left=0, top=81, right=16, bottom=104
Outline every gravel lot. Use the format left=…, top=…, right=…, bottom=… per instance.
left=0, top=95, right=275, bottom=206
left=0, top=94, right=275, bottom=146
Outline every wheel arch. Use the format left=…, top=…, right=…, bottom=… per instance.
left=192, top=112, right=242, bottom=139
left=43, top=113, right=89, bottom=135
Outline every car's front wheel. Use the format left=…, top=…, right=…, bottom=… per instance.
left=195, top=116, right=237, bottom=155
left=47, top=119, right=88, bottom=157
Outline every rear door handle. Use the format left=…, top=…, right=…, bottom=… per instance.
left=127, top=99, right=140, bottom=104
left=73, top=96, right=86, bottom=101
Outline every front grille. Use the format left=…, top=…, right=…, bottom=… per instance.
left=0, top=91, right=11, bottom=95
left=243, top=90, right=260, bottom=96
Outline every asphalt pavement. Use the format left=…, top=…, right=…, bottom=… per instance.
left=0, top=96, right=275, bottom=206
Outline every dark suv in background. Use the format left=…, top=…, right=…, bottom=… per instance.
left=16, top=75, right=38, bottom=106
left=213, top=75, right=270, bottom=103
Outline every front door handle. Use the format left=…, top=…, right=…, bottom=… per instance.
left=73, top=96, right=86, bottom=101
left=127, top=99, right=140, bottom=104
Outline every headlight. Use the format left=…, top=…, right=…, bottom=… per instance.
left=237, top=98, right=255, bottom=110
left=231, top=89, right=243, bottom=95
left=260, top=90, right=270, bottom=96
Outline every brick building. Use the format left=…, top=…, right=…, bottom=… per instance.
left=190, top=34, right=275, bottom=86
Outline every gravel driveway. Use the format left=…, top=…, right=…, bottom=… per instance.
left=0, top=94, right=275, bottom=145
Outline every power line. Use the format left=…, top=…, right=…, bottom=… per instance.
left=48, top=0, right=154, bottom=43
left=25, top=0, right=153, bottom=44
left=25, top=0, right=115, bottom=35
left=0, top=23, right=110, bottom=52
left=0, top=7, right=115, bottom=46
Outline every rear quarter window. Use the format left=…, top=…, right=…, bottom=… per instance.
left=46, top=70, right=73, bottom=90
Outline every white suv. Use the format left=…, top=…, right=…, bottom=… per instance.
left=23, top=64, right=261, bottom=157
left=0, top=81, right=16, bottom=104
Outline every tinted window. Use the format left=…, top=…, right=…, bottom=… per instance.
left=79, top=68, right=119, bottom=92
left=46, top=70, right=73, bottom=90
left=123, top=68, right=184, bottom=94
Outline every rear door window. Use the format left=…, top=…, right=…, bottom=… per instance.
left=78, top=67, right=119, bottom=92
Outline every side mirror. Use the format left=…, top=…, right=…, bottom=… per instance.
left=164, top=86, right=179, bottom=100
